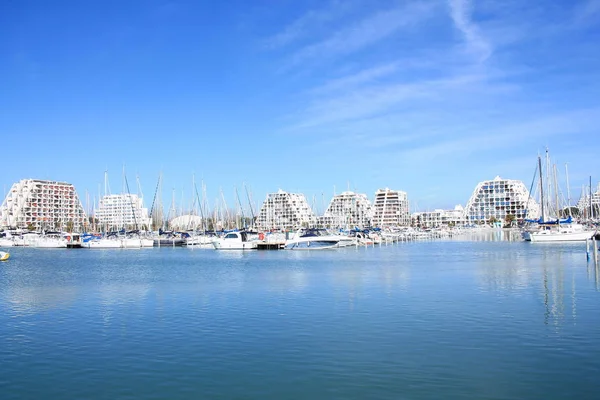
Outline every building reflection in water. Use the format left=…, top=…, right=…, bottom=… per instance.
left=475, top=242, right=595, bottom=328
left=454, top=229, right=524, bottom=243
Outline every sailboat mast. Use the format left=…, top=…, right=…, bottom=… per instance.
left=244, top=183, right=256, bottom=227
left=553, top=164, right=559, bottom=218
left=565, top=163, right=572, bottom=217
left=590, top=176, right=594, bottom=220
left=538, top=156, right=545, bottom=222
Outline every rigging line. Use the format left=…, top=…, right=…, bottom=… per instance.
left=124, top=172, right=138, bottom=231
left=524, top=159, right=539, bottom=220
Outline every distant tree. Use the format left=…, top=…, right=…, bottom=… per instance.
left=504, top=214, right=516, bottom=227
left=27, top=223, right=35, bottom=231
left=66, top=221, right=74, bottom=232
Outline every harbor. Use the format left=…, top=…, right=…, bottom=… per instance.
left=2, top=235, right=600, bottom=399
left=1, top=152, right=599, bottom=251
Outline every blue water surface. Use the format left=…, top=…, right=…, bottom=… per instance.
left=1, top=232, right=599, bottom=399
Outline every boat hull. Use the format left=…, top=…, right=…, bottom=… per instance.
left=523, top=230, right=595, bottom=242
left=212, top=241, right=257, bottom=250
left=84, top=239, right=122, bottom=248
left=285, top=240, right=340, bottom=250
left=0, top=239, right=14, bottom=247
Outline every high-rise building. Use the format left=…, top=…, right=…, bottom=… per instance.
left=320, top=191, right=373, bottom=228
left=0, top=179, right=87, bottom=231
left=94, top=194, right=152, bottom=231
left=373, top=188, right=410, bottom=227
left=576, top=183, right=600, bottom=219
left=465, top=176, right=540, bottom=223
left=412, top=205, right=467, bottom=228
left=255, top=189, right=316, bottom=230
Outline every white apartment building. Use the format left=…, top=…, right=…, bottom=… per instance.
left=0, top=179, right=87, bottom=231
left=95, top=194, right=151, bottom=231
left=255, top=189, right=316, bottom=230
left=373, top=188, right=410, bottom=227
left=576, top=183, right=600, bottom=219
left=412, top=205, right=468, bottom=228
left=465, top=176, right=540, bottom=223
left=320, top=191, right=373, bottom=228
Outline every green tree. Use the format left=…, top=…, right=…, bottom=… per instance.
left=504, top=214, right=516, bottom=227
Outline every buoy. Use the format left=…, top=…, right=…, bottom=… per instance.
left=0, top=251, right=10, bottom=261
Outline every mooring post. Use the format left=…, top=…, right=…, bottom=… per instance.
left=587, top=238, right=590, bottom=261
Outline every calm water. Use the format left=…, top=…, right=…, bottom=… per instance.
left=1, top=232, right=599, bottom=399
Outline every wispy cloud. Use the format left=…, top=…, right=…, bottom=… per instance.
left=264, top=0, right=357, bottom=49
left=309, top=62, right=400, bottom=95
left=290, top=71, right=511, bottom=130
left=286, top=1, right=438, bottom=67
left=448, top=0, right=492, bottom=62
left=394, top=107, right=600, bottom=163
left=573, top=0, right=600, bottom=23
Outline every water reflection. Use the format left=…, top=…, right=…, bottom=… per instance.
left=473, top=241, right=593, bottom=328
left=454, top=229, right=523, bottom=242
left=4, top=286, right=79, bottom=315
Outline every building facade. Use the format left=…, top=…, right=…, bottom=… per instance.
left=576, top=183, right=600, bottom=219
left=412, top=205, right=468, bottom=228
left=373, top=188, right=410, bottom=227
left=464, top=176, right=540, bottom=223
left=95, top=194, right=152, bottom=231
left=255, top=189, right=316, bottom=230
left=319, top=191, right=373, bottom=228
left=0, top=179, right=87, bottom=231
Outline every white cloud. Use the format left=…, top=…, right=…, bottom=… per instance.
left=287, top=1, right=438, bottom=67
left=290, top=72, right=499, bottom=130
left=448, top=0, right=492, bottom=62
left=395, top=107, right=600, bottom=163
left=264, top=0, right=358, bottom=49
left=309, top=63, right=400, bottom=95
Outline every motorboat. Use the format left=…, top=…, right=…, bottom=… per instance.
left=185, top=233, right=217, bottom=248
left=33, top=232, right=67, bottom=248
left=0, top=237, right=14, bottom=247
left=82, top=234, right=122, bottom=249
left=0, top=231, right=16, bottom=247
left=0, top=251, right=9, bottom=261
left=285, top=228, right=341, bottom=250
left=212, top=231, right=258, bottom=250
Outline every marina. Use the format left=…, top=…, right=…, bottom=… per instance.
left=3, top=1, right=600, bottom=398
left=1, top=234, right=600, bottom=399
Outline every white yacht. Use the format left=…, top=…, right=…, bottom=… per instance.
left=0, top=232, right=15, bottom=247
left=33, top=232, right=67, bottom=248
left=185, top=233, right=217, bottom=248
left=523, top=220, right=595, bottom=242
left=14, top=232, right=40, bottom=247
left=83, top=234, right=122, bottom=249
left=285, top=228, right=341, bottom=250
left=212, top=231, right=258, bottom=250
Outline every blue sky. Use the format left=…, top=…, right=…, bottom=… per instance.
left=1, top=0, right=599, bottom=214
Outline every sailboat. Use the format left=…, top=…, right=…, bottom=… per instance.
left=523, top=153, right=596, bottom=242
